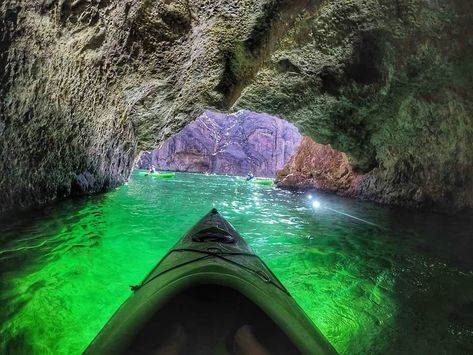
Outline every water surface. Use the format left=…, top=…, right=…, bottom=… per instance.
left=1, top=172, right=472, bottom=354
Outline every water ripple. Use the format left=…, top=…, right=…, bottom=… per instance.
left=0, top=172, right=472, bottom=354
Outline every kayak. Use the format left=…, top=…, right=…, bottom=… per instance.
left=251, top=179, right=273, bottom=186
left=84, top=209, right=336, bottom=355
left=138, top=171, right=176, bottom=178
left=237, top=177, right=274, bottom=186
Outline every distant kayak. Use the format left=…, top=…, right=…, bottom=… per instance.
left=237, top=177, right=274, bottom=186
left=84, top=209, right=336, bottom=355
left=138, top=171, right=176, bottom=178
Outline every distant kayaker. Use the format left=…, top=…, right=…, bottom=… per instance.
left=246, top=172, right=254, bottom=181
left=148, top=165, right=156, bottom=174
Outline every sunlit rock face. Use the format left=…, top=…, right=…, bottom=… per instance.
left=0, top=0, right=313, bottom=213
left=276, top=137, right=358, bottom=194
left=137, top=111, right=301, bottom=177
left=236, top=0, right=473, bottom=211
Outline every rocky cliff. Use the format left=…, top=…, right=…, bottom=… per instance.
left=1, top=0, right=473, bottom=212
left=137, top=110, right=301, bottom=177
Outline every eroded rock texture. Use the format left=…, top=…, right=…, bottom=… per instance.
left=277, top=136, right=358, bottom=193
left=0, top=0, right=313, bottom=213
left=237, top=0, right=473, bottom=211
left=137, top=110, right=301, bottom=177
left=1, top=0, right=472, bottom=212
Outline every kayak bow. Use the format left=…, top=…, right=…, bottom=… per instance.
left=84, top=209, right=336, bottom=355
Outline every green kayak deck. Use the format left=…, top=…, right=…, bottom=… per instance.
left=138, top=171, right=176, bottom=178
left=84, top=209, right=336, bottom=355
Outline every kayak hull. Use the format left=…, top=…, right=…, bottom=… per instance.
left=252, top=179, right=273, bottom=186
left=84, top=209, right=336, bottom=355
left=237, top=177, right=274, bottom=186
left=138, top=171, right=176, bottom=178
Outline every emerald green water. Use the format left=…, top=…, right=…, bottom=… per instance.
left=1, top=172, right=472, bottom=354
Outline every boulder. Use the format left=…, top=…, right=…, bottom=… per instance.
left=276, top=136, right=359, bottom=193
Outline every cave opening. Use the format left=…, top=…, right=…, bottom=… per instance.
left=134, top=110, right=357, bottom=195
left=1, top=0, right=472, bottom=353
left=135, top=110, right=300, bottom=178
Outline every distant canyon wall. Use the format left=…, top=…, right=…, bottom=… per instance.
left=137, top=111, right=301, bottom=177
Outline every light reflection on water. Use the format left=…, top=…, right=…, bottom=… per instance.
left=0, top=172, right=472, bottom=354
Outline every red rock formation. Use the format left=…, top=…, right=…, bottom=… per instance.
left=276, top=137, right=359, bottom=194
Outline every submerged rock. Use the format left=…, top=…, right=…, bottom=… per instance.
left=137, top=111, right=301, bottom=177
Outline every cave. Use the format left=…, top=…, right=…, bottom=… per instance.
left=134, top=109, right=359, bottom=198
left=1, top=0, right=473, bottom=354
left=1, top=0, right=473, bottom=213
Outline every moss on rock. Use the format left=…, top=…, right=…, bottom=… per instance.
left=236, top=0, right=473, bottom=211
left=1, top=0, right=472, bottom=212
left=0, top=0, right=311, bottom=213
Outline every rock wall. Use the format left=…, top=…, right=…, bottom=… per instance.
left=236, top=0, right=473, bottom=211
left=1, top=0, right=473, bottom=213
left=137, top=110, right=301, bottom=177
left=0, top=0, right=314, bottom=213
left=276, top=136, right=358, bottom=193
